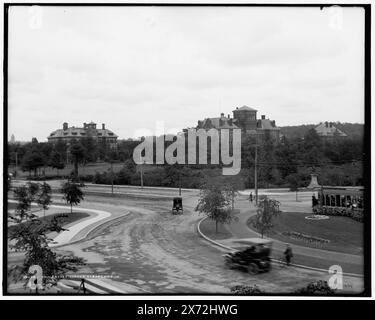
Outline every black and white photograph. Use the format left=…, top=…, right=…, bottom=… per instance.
left=2, top=1, right=371, bottom=300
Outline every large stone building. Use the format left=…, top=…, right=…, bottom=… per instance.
left=196, top=105, right=280, bottom=143
left=314, top=122, right=347, bottom=139
left=48, top=121, right=118, bottom=148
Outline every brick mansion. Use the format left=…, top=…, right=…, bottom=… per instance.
left=196, top=105, right=280, bottom=143
left=47, top=121, right=118, bottom=148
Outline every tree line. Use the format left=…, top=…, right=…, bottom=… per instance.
left=8, top=127, right=364, bottom=189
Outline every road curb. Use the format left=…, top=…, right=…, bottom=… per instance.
left=197, top=216, right=363, bottom=278
left=52, top=210, right=131, bottom=248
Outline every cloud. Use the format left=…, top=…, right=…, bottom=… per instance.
left=7, top=6, right=365, bottom=141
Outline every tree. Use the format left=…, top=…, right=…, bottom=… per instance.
left=8, top=209, right=85, bottom=289
left=21, top=149, right=44, bottom=177
left=116, top=159, right=136, bottom=185
left=80, top=137, right=98, bottom=163
left=70, top=142, right=85, bottom=180
left=49, top=151, right=65, bottom=176
left=54, top=139, right=68, bottom=163
left=37, top=182, right=52, bottom=217
left=40, top=143, right=54, bottom=177
left=12, top=186, right=34, bottom=222
left=10, top=182, right=52, bottom=222
left=195, top=181, right=237, bottom=234
left=11, top=182, right=43, bottom=222
left=223, top=178, right=242, bottom=210
left=61, top=180, right=85, bottom=214
left=252, top=196, right=281, bottom=238
left=27, top=181, right=40, bottom=198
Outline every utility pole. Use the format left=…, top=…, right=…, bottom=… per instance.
left=140, top=157, right=144, bottom=189
left=254, top=144, right=258, bottom=205
left=178, top=170, right=181, bottom=196
left=14, top=152, right=18, bottom=178
left=110, top=161, right=114, bottom=196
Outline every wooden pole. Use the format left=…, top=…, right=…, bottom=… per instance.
left=140, top=160, right=144, bottom=189
left=111, top=162, right=114, bottom=196
left=255, top=144, right=258, bottom=205
left=179, top=170, right=181, bottom=196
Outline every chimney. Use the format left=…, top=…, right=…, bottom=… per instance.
left=227, top=114, right=230, bottom=119
left=325, top=121, right=328, bottom=127
left=102, top=123, right=105, bottom=130
left=220, top=113, right=224, bottom=118
left=63, top=122, right=68, bottom=130
left=261, top=115, right=265, bottom=120
left=83, top=122, right=87, bottom=129
left=271, top=120, right=276, bottom=127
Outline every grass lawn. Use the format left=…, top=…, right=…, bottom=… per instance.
left=9, top=162, right=125, bottom=179
left=199, top=218, right=232, bottom=240
left=248, top=212, right=363, bottom=255
left=8, top=211, right=90, bottom=233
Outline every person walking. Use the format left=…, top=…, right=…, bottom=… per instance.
left=249, top=192, right=253, bottom=203
left=284, top=244, right=293, bottom=266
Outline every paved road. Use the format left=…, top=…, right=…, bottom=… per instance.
left=56, top=194, right=363, bottom=294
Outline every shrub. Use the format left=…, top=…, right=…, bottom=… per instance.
left=231, top=285, right=264, bottom=295
left=295, top=280, right=336, bottom=295
left=315, top=206, right=363, bottom=223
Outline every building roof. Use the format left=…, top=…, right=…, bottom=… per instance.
left=257, top=119, right=280, bottom=130
left=234, top=105, right=258, bottom=112
left=48, top=127, right=118, bottom=139
left=315, top=122, right=347, bottom=137
left=198, top=116, right=240, bottom=130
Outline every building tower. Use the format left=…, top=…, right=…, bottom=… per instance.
left=232, top=105, right=258, bottom=133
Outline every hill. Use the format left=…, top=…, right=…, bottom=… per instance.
left=280, top=122, right=364, bottom=140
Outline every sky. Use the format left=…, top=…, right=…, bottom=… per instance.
left=8, top=5, right=365, bottom=142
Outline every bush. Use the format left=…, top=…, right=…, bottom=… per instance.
left=230, top=285, right=264, bottom=295
left=295, top=280, right=336, bottom=295
left=316, top=206, right=363, bottom=223
left=26, top=175, right=69, bottom=181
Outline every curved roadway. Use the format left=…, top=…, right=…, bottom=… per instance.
left=57, top=192, right=364, bottom=294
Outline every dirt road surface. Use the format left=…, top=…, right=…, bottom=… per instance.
left=59, top=194, right=364, bottom=294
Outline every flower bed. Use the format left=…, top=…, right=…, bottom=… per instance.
left=282, top=231, right=330, bottom=244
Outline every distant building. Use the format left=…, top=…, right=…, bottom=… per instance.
left=196, top=105, right=280, bottom=143
left=314, top=122, right=347, bottom=139
left=256, top=114, right=280, bottom=142
left=9, top=134, right=15, bottom=144
left=48, top=121, right=118, bottom=148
